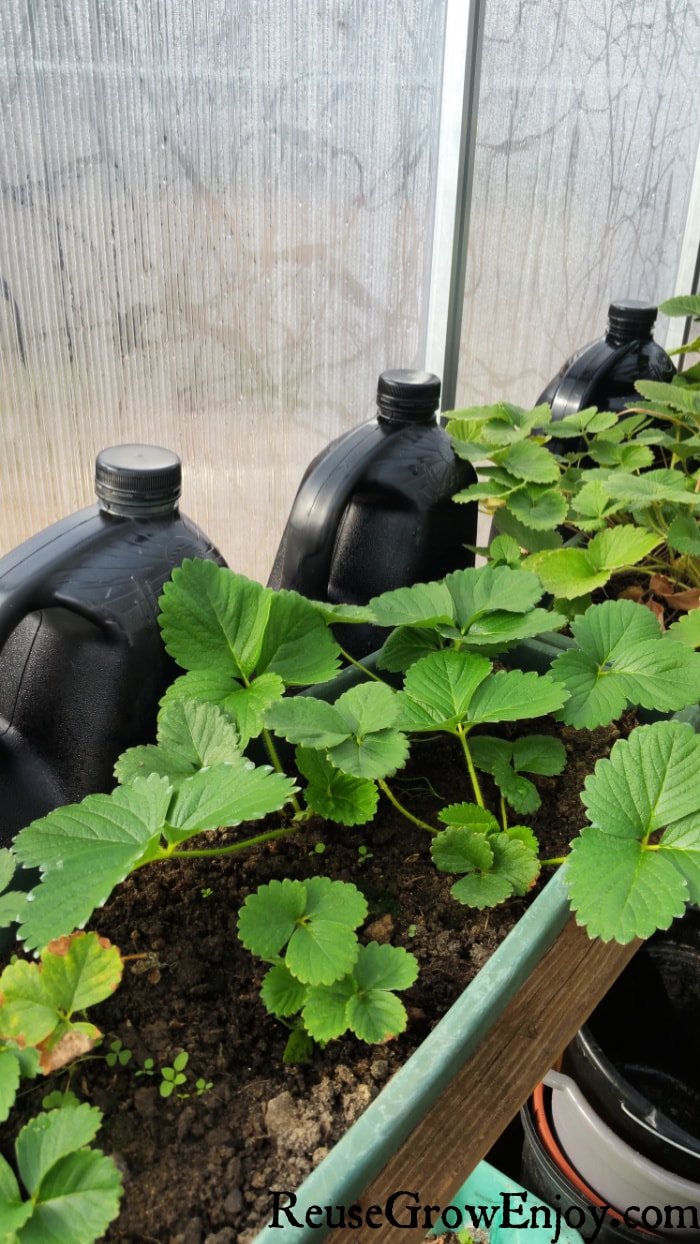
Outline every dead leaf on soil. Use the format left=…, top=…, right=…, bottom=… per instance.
left=39, top=1028, right=96, bottom=1073
left=650, top=575, right=700, bottom=611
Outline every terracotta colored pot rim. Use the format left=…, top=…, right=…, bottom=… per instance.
left=531, top=1082, right=652, bottom=1232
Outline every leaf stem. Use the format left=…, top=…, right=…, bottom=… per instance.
left=168, top=823, right=303, bottom=859
left=457, top=726, right=485, bottom=808
left=261, top=726, right=302, bottom=815
left=539, top=856, right=566, bottom=866
left=337, top=648, right=385, bottom=682
left=378, top=780, right=437, bottom=833
left=500, top=792, right=508, bottom=832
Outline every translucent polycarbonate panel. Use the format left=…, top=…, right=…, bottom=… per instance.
left=456, top=0, right=700, bottom=412
left=0, top=1, right=446, bottom=578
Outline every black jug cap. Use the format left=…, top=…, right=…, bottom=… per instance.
left=95, top=444, right=182, bottom=515
left=606, top=300, right=657, bottom=345
left=376, top=369, right=441, bottom=423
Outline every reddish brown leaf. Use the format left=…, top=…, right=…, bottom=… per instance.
left=650, top=577, right=700, bottom=611
left=646, top=598, right=666, bottom=629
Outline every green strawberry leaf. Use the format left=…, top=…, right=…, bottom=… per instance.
left=352, top=942, right=419, bottom=993
left=437, top=803, right=500, bottom=834
left=491, top=507, right=563, bottom=552
left=565, top=829, right=687, bottom=943
left=396, top=650, right=492, bottom=731
left=0, top=1153, right=33, bottom=1233
left=489, top=833, right=540, bottom=896
left=551, top=600, right=700, bottom=728
left=345, top=988, right=408, bottom=1044
left=635, top=380, right=700, bottom=416
left=13, top=1105, right=122, bottom=1243
left=238, top=877, right=367, bottom=986
left=295, top=749, right=378, bottom=826
left=666, top=610, right=700, bottom=649
left=0, top=1047, right=22, bottom=1124
left=260, top=963, right=308, bottom=1018
left=375, top=625, right=443, bottom=673
left=257, top=590, right=341, bottom=685
left=491, top=439, right=561, bottom=484
left=327, top=730, right=409, bottom=780
left=431, top=826, right=494, bottom=875
left=167, top=760, right=295, bottom=836
left=431, top=823, right=539, bottom=908
left=490, top=758, right=541, bottom=814
left=450, top=872, right=514, bottom=908
left=13, top=780, right=170, bottom=953
left=667, top=513, right=700, bottom=557
left=601, top=468, right=700, bottom=508
left=158, top=668, right=285, bottom=748
left=264, top=697, right=350, bottom=750
left=659, top=294, right=700, bottom=318
left=507, top=485, right=569, bottom=530
left=527, top=528, right=658, bottom=600
left=115, top=699, right=243, bottom=788
left=446, top=565, right=544, bottom=624
left=467, top=667, right=568, bottom=725
left=368, top=581, right=454, bottom=628
left=237, top=879, right=308, bottom=961
left=567, top=722, right=700, bottom=940
left=332, top=682, right=399, bottom=735
left=581, top=721, right=700, bottom=840
left=302, top=976, right=356, bottom=1043
left=159, top=559, right=272, bottom=678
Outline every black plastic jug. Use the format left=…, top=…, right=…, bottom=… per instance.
left=0, top=444, right=225, bottom=846
left=538, top=300, right=676, bottom=454
left=268, top=369, right=478, bottom=657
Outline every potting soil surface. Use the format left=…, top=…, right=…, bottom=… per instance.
left=0, top=718, right=630, bottom=1244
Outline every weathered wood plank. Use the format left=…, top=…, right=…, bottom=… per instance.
left=327, top=917, right=640, bottom=1243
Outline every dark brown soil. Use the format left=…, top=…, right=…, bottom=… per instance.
left=0, top=718, right=631, bottom=1244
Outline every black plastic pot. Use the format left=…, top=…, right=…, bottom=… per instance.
left=563, top=914, right=700, bottom=1184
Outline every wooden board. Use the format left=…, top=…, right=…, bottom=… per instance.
left=326, top=916, right=640, bottom=1242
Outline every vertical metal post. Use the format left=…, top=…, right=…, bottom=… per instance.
left=664, top=134, right=700, bottom=355
left=423, top=0, right=486, bottom=411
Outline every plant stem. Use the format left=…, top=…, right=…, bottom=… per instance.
left=539, top=856, right=566, bottom=866
left=338, top=648, right=384, bottom=682
left=500, top=792, right=508, bottom=832
left=377, top=780, right=437, bottom=833
left=457, top=726, right=485, bottom=808
left=168, top=823, right=303, bottom=859
left=261, top=726, right=302, bottom=815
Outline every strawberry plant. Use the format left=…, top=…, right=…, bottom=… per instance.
left=0, top=1101, right=122, bottom=1243
left=445, top=294, right=700, bottom=613
left=3, top=556, right=700, bottom=955
left=0, top=933, right=125, bottom=1241
left=237, top=877, right=418, bottom=1059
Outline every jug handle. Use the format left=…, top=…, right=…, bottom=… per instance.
left=0, top=510, right=124, bottom=647
left=549, top=338, right=637, bottom=421
left=269, top=420, right=396, bottom=600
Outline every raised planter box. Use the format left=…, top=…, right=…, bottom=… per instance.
left=252, top=869, right=639, bottom=1243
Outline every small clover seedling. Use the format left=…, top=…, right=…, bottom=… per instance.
left=160, top=1051, right=189, bottom=1098
left=105, top=1039, right=132, bottom=1068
